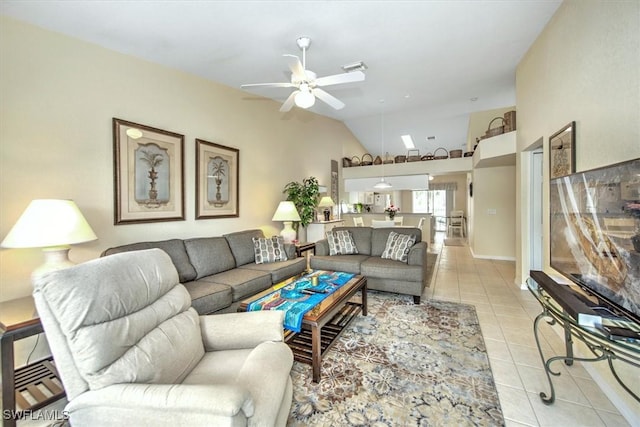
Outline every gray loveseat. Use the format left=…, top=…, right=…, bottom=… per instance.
left=102, top=229, right=307, bottom=314
left=310, top=226, right=427, bottom=303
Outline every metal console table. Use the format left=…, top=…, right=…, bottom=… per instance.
left=528, top=271, right=640, bottom=405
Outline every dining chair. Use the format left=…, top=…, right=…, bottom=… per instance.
left=448, top=210, right=465, bottom=237
left=353, top=216, right=365, bottom=227
left=392, top=216, right=404, bottom=226
left=417, top=217, right=426, bottom=229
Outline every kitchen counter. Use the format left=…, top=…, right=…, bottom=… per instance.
left=341, top=213, right=434, bottom=243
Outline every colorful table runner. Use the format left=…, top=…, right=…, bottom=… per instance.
left=247, top=271, right=355, bottom=332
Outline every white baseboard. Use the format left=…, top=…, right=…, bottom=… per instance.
left=469, top=248, right=516, bottom=262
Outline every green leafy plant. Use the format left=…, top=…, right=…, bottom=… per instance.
left=283, top=176, right=320, bottom=228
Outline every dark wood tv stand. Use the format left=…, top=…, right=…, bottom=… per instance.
left=528, top=271, right=640, bottom=405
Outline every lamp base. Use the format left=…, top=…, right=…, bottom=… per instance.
left=280, top=221, right=297, bottom=244
left=32, top=246, right=75, bottom=281
left=323, top=209, right=331, bottom=222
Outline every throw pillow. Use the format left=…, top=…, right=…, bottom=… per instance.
left=381, top=231, right=416, bottom=262
left=326, top=230, right=359, bottom=256
left=252, top=236, right=288, bottom=264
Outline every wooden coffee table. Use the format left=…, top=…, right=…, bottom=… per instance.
left=239, top=272, right=367, bottom=383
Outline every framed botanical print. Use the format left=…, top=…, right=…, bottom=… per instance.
left=549, top=121, right=576, bottom=179
left=195, top=139, right=240, bottom=219
left=113, top=118, right=185, bottom=224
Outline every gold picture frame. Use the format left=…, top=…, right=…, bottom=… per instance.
left=113, top=118, right=185, bottom=225
left=549, top=121, right=576, bottom=179
left=195, top=139, right=240, bottom=219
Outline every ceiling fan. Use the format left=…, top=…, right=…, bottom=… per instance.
left=241, top=37, right=365, bottom=112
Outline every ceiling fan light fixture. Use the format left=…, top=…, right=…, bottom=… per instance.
left=294, top=86, right=315, bottom=108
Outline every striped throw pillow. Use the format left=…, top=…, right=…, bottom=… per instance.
left=252, top=236, right=288, bottom=264
left=381, top=231, right=416, bottom=262
left=326, top=230, right=359, bottom=256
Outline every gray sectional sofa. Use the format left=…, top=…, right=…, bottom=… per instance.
left=101, top=229, right=307, bottom=314
left=310, top=226, right=428, bottom=303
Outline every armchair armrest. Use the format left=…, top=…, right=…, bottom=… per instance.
left=68, top=383, right=254, bottom=418
left=407, top=241, right=427, bottom=266
left=315, top=239, right=329, bottom=256
left=200, top=310, right=285, bottom=351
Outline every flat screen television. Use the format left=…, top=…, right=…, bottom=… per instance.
left=549, top=158, right=640, bottom=323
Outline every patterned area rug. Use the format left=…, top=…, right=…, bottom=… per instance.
left=287, top=292, right=504, bottom=426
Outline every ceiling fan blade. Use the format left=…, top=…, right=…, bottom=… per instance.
left=283, top=54, right=306, bottom=81
left=280, top=90, right=298, bottom=112
left=315, top=70, right=365, bottom=87
left=241, top=82, right=295, bottom=89
left=313, top=88, right=345, bottom=110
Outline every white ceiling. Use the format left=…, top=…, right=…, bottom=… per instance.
left=1, top=0, right=561, bottom=157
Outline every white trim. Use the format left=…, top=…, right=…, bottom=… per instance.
left=469, top=247, right=516, bottom=261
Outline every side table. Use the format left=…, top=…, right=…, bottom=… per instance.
left=1, top=296, right=65, bottom=427
left=295, top=242, right=316, bottom=270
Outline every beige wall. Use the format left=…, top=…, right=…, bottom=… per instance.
left=470, top=166, right=516, bottom=259
left=516, top=0, right=640, bottom=419
left=0, top=17, right=365, bottom=302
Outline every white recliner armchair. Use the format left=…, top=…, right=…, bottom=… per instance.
left=32, top=248, right=293, bottom=427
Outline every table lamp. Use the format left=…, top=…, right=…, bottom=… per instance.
left=271, top=201, right=301, bottom=244
left=318, top=196, right=335, bottom=221
left=1, top=199, right=98, bottom=279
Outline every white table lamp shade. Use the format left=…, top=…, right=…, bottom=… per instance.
left=317, top=196, right=335, bottom=207
left=272, top=201, right=300, bottom=243
left=271, top=201, right=301, bottom=222
left=1, top=199, right=98, bottom=278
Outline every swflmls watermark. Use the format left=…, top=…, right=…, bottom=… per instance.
left=2, top=409, right=69, bottom=423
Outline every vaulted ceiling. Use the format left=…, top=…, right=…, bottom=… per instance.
left=1, top=0, right=561, bottom=156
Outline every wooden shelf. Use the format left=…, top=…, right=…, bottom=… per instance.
left=285, top=301, right=362, bottom=365
left=14, top=356, right=65, bottom=413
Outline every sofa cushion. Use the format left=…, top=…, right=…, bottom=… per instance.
left=371, top=227, right=421, bottom=257
left=183, top=280, right=233, bottom=315
left=309, top=254, right=370, bottom=274
left=199, top=269, right=272, bottom=301
left=240, top=257, right=306, bottom=284
left=327, top=230, right=359, bottom=255
left=224, top=229, right=265, bottom=266
left=101, top=239, right=197, bottom=283
left=331, top=227, right=372, bottom=255
left=381, top=231, right=417, bottom=263
left=184, top=237, right=236, bottom=279
left=252, top=236, right=288, bottom=264
left=361, top=256, right=424, bottom=282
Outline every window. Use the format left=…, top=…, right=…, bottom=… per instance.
left=413, top=190, right=448, bottom=231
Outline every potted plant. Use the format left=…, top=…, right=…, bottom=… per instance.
left=283, top=176, right=320, bottom=240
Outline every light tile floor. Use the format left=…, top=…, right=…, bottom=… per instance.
left=426, top=233, right=632, bottom=427
left=15, top=232, right=635, bottom=426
